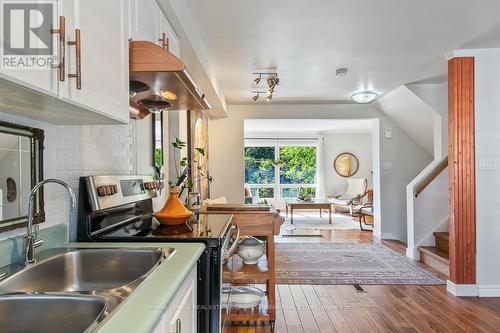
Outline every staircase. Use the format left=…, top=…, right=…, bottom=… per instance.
left=418, top=232, right=449, bottom=276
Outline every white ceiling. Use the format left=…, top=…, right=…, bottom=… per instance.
left=244, top=119, right=374, bottom=134
left=184, top=0, right=500, bottom=104
left=460, top=21, right=500, bottom=49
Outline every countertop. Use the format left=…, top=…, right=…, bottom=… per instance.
left=69, top=241, right=205, bottom=333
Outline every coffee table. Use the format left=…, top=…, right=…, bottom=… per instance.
left=284, top=198, right=333, bottom=224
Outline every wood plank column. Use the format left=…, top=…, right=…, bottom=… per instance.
left=448, top=57, right=476, bottom=285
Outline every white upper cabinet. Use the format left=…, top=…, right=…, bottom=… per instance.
left=0, top=0, right=179, bottom=124
left=158, top=12, right=180, bottom=57
left=60, top=0, right=130, bottom=123
left=129, top=0, right=160, bottom=42
left=130, top=0, right=179, bottom=56
left=0, top=0, right=62, bottom=96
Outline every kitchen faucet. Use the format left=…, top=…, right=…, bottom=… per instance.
left=24, top=179, right=76, bottom=266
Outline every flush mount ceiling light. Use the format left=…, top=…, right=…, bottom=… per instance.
left=351, top=91, right=378, bottom=103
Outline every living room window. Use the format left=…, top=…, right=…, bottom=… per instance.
left=244, top=139, right=317, bottom=204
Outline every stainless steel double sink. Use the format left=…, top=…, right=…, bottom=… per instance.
left=0, top=247, right=174, bottom=333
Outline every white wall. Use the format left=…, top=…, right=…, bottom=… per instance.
left=209, top=104, right=432, bottom=241
left=453, top=48, right=500, bottom=296
left=0, top=110, right=164, bottom=241
left=322, top=133, right=373, bottom=196
left=406, top=164, right=449, bottom=260
left=403, top=83, right=449, bottom=259
left=374, top=86, right=436, bottom=156
left=407, top=82, right=448, bottom=158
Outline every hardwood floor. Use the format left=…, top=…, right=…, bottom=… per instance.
left=227, top=228, right=500, bottom=333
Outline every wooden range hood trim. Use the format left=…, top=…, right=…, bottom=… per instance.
left=128, top=40, right=210, bottom=119
left=129, top=40, right=186, bottom=72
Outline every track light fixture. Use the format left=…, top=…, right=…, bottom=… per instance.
left=267, top=77, right=279, bottom=90
left=252, top=71, right=279, bottom=102
left=253, top=74, right=262, bottom=85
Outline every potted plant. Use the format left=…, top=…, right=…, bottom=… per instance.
left=154, top=137, right=213, bottom=225
left=297, top=187, right=314, bottom=202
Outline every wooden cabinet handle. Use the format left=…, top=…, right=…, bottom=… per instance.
left=158, top=32, right=169, bottom=51
left=50, top=16, right=65, bottom=81
left=67, top=29, right=81, bottom=89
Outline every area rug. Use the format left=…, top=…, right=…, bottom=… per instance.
left=276, top=242, right=444, bottom=285
left=281, top=212, right=361, bottom=231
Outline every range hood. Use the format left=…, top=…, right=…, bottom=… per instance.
left=129, top=41, right=210, bottom=119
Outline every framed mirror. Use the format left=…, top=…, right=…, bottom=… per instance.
left=188, top=110, right=210, bottom=201
left=0, top=121, right=44, bottom=232
left=334, top=152, right=359, bottom=177
left=153, top=112, right=164, bottom=169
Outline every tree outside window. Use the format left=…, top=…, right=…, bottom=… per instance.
left=245, top=144, right=317, bottom=201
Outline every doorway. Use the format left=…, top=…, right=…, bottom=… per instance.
left=243, top=118, right=380, bottom=235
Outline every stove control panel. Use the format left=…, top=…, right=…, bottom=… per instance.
left=144, top=181, right=159, bottom=190
left=96, top=184, right=118, bottom=197
left=84, top=175, right=158, bottom=211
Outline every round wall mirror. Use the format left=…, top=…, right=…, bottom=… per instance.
left=334, top=152, right=359, bottom=177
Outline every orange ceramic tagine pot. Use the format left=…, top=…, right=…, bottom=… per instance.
left=154, top=186, right=193, bottom=225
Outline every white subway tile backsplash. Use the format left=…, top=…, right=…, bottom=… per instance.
left=0, top=110, right=137, bottom=241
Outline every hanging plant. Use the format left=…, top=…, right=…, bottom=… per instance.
left=271, top=159, right=285, bottom=168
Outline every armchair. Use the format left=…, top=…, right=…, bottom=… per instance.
left=353, top=189, right=374, bottom=231
left=328, top=178, right=368, bottom=216
left=244, top=184, right=253, bottom=204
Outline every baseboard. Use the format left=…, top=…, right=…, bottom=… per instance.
left=447, top=281, right=500, bottom=297
left=406, top=247, right=420, bottom=261
left=374, top=230, right=398, bottom=241
left=380, top=232, right=397, bottom=240
left=447, top=281, right=478, bottom=296
left=478, top=285, right=500, bottom=297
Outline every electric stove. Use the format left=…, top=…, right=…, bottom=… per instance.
left=77, top=175, right=237, bottom=333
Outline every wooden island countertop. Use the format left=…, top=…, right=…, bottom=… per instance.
left=200, top=204, right=284, bottom=327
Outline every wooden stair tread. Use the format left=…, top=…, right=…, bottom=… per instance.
left=418, top=246, right=450, bottom=264
left=433, top=232, right=449, bottom=254
left=433, top=232, right=449, bottom=240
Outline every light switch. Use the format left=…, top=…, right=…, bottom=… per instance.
left=384, top=162, right=393, bottom=170
left=384, top=128, right=393, bottom=139
left=479, top=159, right=496, bottom=171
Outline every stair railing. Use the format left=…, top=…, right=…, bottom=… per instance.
left=414, top=156, right=448, bottom=197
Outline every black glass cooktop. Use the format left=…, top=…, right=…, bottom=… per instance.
left=99, top=213, right=232, bottom=241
